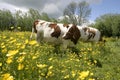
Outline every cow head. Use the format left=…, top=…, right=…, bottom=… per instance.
left=63, top=25, right=81, bottom=44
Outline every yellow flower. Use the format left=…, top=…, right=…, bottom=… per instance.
left=64, top=74, right=69, bottom=79
left=48, top=58, right=53, bottom=61
left=71, top=70, right=76, bottom=77
left=1, top=48, right=7, bottom=53
left=29, top=40, right=37, bottom=45
left=25, top=39, right=29, bottom=44
left=47, top=71, right=53, bottom=77
left=10, top=39, right=16, bottom=43
left=1, top=45, right=6, bottom=48
left=0, top=63, right=2, bottom=66
left=32, top=55, right=38, bottom=60
left=48, top=66, right=53, bottom=70
left=17, top=56, right=25, bottom=63
left=2, top=73, right=14, bottom=80
left=18, top=63, right=24, bottom=70
left=3, top=36, right=7, bottom=39
left=78, top=70, right=90, bottom=80
left=37, top=64, right=47, bottom=69
left=6, top=50, right=19, bottom=57
left=89, top=78, right=95, bottom=80
left=6, top=56, right=13, bottom=64
left=21, top=45, right=26, bottom=49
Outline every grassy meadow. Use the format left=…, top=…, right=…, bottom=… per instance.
left=0, top=31, right=120, bottom=80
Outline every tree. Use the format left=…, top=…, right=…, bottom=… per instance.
left=78, top=1, right=91, bottom=25
left=63, top=1, right=91, bottom=25
left=94, top=14, right=120, bottom=37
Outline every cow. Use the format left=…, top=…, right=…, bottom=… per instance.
left=62, top=25, right=102, bottom=44
left=30, top=19, right=75, bottom=51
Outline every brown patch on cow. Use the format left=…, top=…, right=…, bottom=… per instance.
left=48, top=24, right=61, bottom=38
left=63, top=25, right=81, bottom=44
left=83, top=27, right=96, bottom=40
left=63, top=24, right=69, bottom=28
left=33, top=20, right=39, bottom=33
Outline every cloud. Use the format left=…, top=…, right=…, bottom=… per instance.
left=0, top=2, right=28, bottom=13
left=0, top=0, right=102, bottom=18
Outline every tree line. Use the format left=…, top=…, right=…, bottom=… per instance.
left=0, top=1, right=120, bottom=37
left=92, top=14, right=120, bottom=37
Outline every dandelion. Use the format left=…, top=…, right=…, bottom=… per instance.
left=78, top=70, right=90, bottom=80
left=89, top=78, right=95, bottom=80
left=6, top=50, right=19, bottom=57
left=29, top=40, right=37, bottom=45
left=18, top=63, right=24, bottom=70
left=17, top=56, right=25, bottom=63
left=48, top=66, right=53, bottom=70
left=10, top=26, right=14, bottom=29
left=71, top=70, right=76, bottom=78
left=47, top=71, right=53, bottom=77
left=17, top=27, right=21, bottom=30
left=1, top=48, right=7, bottom=53
left=32, top=55, right=38, bottom=60
left=37, top=64, right=47, bottom=69
left=25, top=39, right=29, bottom=44
left=64, top=74, right=69, bottom=79
left=6, top=56, right=13, bottom=64
left=2, top=73, right=14, bottom=80
left=19, top=52, right=26, bottom=55
left=0, top=63, right=2, bottom=66
left=48, top=58, right=53, bottom=61
left=3, top=36, right=7, bottom=39
left=1, top=45, right=6, bottom=48
left=21, top=45, right=26, bottom=49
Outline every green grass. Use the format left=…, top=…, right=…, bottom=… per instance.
left=0, top=31, right=120, bottom=80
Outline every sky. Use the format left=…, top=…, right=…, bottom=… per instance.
left=0, top=0, right=120, bottom=21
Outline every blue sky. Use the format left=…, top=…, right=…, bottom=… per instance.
left=0, top=0, right=120, bottom=21
left=90, top=0, right=120, bottom=20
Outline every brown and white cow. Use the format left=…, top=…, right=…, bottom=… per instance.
left=62, top=25, right=102, bottom=44
left=30, top=19, right=74, bottom=49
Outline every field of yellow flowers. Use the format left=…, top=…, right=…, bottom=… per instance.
left=0, top=31, right=120, bottom=80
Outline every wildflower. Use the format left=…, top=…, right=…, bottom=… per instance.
left=1, top=45, right=6, bottom=49
left=32, top=55, right=38, bottom=59
left=71, top=70, right=76, bottom=77
left=17, top=27, right=21, bottom=30
left=25, top=39, right=28, bottom=44
left=6, top=50, right=19, bottom=57
left=21, top=45, right=25, bottom=49
left=10, top=26, right=14, bottom=29
left=2, top=73, right=14, bottom=80
left=48, top=66, right=53, bottom=70
left=17, top=56, right=25, bottom=63
left=94, top=60, right=97, bottom=64
left=10, top=39, right=16, bottom=43
left=0, top=63, right=2, bottom=66
left=3, top=36, right=7, bottom=39
left=19, top=52, right=26, bottom=55
left=64, top=74, right=69, bottom=79
left=37, top=64, right=47, bottom=69
left=78, top=70, right=90, bottom=80
left=6, top=56, right=13, bottom=64
left=47, top=71, right=53, bottom=77
left=18, top=63, right=24, bottom=70
left=89, top=78, right=95, bottom=80
left=1, top=48, right=7, bottom=53
left=48, top=58, right=53, bottom=61
left=29, top=40, right=37, bottom=45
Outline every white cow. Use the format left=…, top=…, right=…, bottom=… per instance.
left=30, top=19, right=75, bottom=50
left=62, top=25, right=102, bottom=44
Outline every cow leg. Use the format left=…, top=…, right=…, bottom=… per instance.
left=30, top=28, right=34, bottom=40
